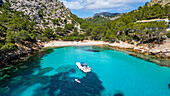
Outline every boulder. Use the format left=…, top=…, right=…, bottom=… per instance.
left=20, top=52, right=28, bottom=57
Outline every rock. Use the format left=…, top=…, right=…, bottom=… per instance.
left=113, top=93, right=124, bottom=96
left=85, top=49, right=100, bottom=52
left=26, top=47, right=32, bottom=51
left=5, top=0, right=81, bottom=32
left=129, top=54, right=136, bottom=56
left=0, top=86, right=10, bottom=93
left=20, top=52, right=28, bottom=57
left=37, top=67, right=54, bottom=75
left=0, top=74, right=8, bottom=80
left=20, top=65, right=28, bottom=69
left=6, top=53, right=19, bottom=61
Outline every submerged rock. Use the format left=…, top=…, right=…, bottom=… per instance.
left=12, top=76, right=23, bottom=82
left=37, top=67, right=54, bottom=75
left=85, top=49, right=100, bottom=52
left=0, top=74, right=9, bottom=80
left=113, top=93, right=124, bottom=96
left=20, top=65, right=28, bottom=69
left=168, top=84, right=170, bottom=89
left=55, top=65, right=75, bottom=73
left=0, top=86, right=10, bottom=93
left=43, top=70, right=104, bottom=96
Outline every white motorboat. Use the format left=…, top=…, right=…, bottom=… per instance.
left=76, top=62, right=91, bottom=73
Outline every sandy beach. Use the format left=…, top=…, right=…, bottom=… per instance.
left=44, top=40, right=109, bottom=48
left=44, top=40, right=135, bottom=48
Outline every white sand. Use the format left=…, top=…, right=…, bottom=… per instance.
left=44, top=40, right=135, bottom=48
left=44, top=40, right=109, bottom=48
left=109, top=41, right=134, bottom=48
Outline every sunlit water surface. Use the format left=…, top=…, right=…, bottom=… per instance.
left=0, top=46, right=170, bottom=96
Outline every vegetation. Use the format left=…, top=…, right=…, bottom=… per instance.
left=80, top=3, right=170, bottom=44
left=0, top=2, right=85, bottom=53
left=0, top=4, right=42, bottom=53
left=0, top=1, right=169, bottom=56
left=85, top=16, right=112, bottom=25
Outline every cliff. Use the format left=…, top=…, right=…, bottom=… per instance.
left=148, top=0, right=170, bottom=6
left=2, top=0, right=80, bottom=31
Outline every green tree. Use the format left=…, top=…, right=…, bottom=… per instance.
left=1, top=43, right=17, bottom=52
left=80, top=23, right=89, bottom=29
left=15, top=30, right=30, bottom=41
left=5, top=31, right=15, bottom=43
left=56, top=27, right=63, bottom=32
left=43, top=27, right=54, bottom=39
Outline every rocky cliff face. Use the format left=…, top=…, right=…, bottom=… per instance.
left=148, top=0, right=170, bottom=6
left=2, top=0, right=80, bottom=31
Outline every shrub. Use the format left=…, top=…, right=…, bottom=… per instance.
left=15, top=30, right=30, bottom=41
left=1, top=43, right=17, bottom=51
left=43, top=27, right=54, bottom=39
left=167, top=33, right=170, bottom=38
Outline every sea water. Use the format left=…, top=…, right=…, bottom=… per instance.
left=0, top=46, right=170, bottom=96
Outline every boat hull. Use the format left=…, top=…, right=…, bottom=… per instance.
left=76, top=62, right=91, bottom=73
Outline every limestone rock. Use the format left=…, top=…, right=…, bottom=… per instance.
left=3, top=0, right=80, bottom=31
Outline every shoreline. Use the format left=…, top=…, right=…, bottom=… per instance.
left=43, top=40, right=170, bottom=67
left=43, top=41, right=109, bottom=48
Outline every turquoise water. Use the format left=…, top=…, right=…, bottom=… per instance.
left=0, top=46, right=170, bottom=96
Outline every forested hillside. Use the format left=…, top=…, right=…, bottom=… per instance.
left=84, top=16, right=112, bottom=25
left=0, top=0, right=85, bottom=64
left=80, top=2, right=170, bottom=44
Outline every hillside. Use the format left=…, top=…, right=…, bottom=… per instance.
left=0, top=0, right=85, bottom=64
left=2, top=0, right=81, bottom=33
left=84, top=12, right=122, bottom=25
left=148, top=0, right=170, bottom=6
left=80, top=1, right=170, bottom=44
left=84, top=16, right=112, bottom=25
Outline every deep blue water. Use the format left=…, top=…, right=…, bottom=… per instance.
left=0, top=46, right=170, bottom=96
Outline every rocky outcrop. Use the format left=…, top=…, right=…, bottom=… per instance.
left=109, top=39, right=170, bottom=59
left=109, top=39, right=170, bottom=67
left=2, top=0, right=80, bottom=31
left=148, top=0, right=170, bottom=6
left=0, top=41, right=44, bottom=65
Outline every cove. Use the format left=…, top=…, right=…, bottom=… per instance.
left=0, top=46, right=170, bottom=96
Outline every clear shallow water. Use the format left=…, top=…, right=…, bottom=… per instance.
left=0, top=46, right=170, bottom=96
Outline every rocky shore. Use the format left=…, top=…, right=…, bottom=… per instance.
left=108, top=39, right=170, bottom=67
left=109, top=39, right=170, bottom=59
left=0, top=41, right=44, bottom=67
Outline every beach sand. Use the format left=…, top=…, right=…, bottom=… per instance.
left=44, top=40, right=109, bottom=48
